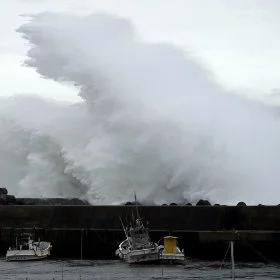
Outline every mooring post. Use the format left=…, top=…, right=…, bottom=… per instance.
left=230, top=241, right=235, bottom=279
left=80, top=228, right=83, bottom=260
left=61, top=263, right=64, bottom=280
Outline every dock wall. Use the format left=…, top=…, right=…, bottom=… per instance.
left=0, top=205, right=280, bottom=260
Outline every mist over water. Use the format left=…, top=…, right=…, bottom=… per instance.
left=0, top=13, right=279, bottom=204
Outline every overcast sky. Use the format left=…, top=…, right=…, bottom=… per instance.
left=1, top=0, right=280, bottom=104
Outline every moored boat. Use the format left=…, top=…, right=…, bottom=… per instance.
left=116, top=217, right=159, bottom=264
left=6, top=233, right=52, bottom=261
left=158, top=236, right=185, bottom=264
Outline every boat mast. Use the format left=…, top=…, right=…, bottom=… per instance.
left=134, top=192, right=140, bottom=220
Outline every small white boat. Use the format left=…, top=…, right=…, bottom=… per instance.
left=158, top=236, right=185, bottom=264
left=6, top=233, right=52, bottom=261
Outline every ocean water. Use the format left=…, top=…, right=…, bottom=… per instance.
left=0, top=259, right=280, bottom=279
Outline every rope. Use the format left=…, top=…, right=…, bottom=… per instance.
left=219, top=242, right=231, bottom=270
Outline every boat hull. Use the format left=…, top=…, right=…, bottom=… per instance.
left=6, top=250, right=49, bottom=261
left=124, top=249, right=159, bottom=264
left=159, top=253, right=185, bottom=264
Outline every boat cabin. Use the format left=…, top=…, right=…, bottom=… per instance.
left=163, top=236, right=178, bottom=254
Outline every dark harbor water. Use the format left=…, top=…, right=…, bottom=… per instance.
left=0, top=259, right=280, bottom=279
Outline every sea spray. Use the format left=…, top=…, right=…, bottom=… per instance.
left=0, top=13, right=279, bottom=205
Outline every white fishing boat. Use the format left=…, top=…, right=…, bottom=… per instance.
left=6, top=233, right=52, bottom=261
left=116, top=216, right=159, bottom=264
left=158, top=236, right=185, bottom=264
left=116, top=218, right=159, bottom=264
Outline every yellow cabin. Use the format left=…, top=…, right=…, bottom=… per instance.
left=163, top=236, right=178, bottom=254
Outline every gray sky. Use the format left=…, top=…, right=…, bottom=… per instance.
left=1, top=0, right=280, bottom=104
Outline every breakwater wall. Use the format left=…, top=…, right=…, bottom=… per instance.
left=1, top=205, right=280, bottom=261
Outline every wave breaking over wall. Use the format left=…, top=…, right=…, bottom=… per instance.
left=0, top=13, right=280, bottom=205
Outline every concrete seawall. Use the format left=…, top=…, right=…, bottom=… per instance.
left=0, top=205, right=280, bottom=260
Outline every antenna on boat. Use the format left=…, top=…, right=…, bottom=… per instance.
left=134, top=191, right=140, bottom=219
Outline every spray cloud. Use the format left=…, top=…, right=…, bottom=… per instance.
left=0, top=13, right=279, bottom=204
